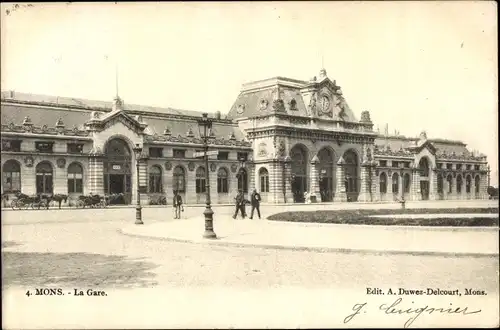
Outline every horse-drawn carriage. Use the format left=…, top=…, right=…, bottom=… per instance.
left=10, top=192, right=50, bottom=210
left=9, top=192, right=68, bottom=210
left=75, top=194, right=108, bottom=208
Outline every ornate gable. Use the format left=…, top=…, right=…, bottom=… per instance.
left=407, top=140, right=437, bottom=155
left=85, top=110, right=147, bottom=134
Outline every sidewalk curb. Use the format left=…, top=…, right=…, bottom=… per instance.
left=118, top=228, right=499, bottom=258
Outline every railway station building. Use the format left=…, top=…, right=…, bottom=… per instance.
left=0, top=69, right=490, bottom=205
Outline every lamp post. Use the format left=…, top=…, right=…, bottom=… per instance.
left=236, top=156, right=247, bottom=193
left=399, top=162, right=406, bottom=209
left=133, top=143, right=144, bottom=224
left=197, top=113, right=217, bottom=239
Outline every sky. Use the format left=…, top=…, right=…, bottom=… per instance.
left=1, top=2, right=498, bottom=185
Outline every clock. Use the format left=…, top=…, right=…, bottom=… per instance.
left=320, top=95, right=330, bottom=112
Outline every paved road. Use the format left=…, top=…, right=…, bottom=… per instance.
left=2, top=205, right=499, bottom=328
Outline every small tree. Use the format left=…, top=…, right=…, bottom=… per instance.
left=487, top=186, right=499, bottom=199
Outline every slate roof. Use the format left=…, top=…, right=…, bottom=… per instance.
left=226, top=71, right=359, bottom=123
left=374, top=134, right=481, bottom=159
left=0, top=91, right=212, bottom=117
left=0, top=91, right=246, bottom=143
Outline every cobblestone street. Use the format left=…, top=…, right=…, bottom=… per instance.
left=2, top=205, right=499, bottom=328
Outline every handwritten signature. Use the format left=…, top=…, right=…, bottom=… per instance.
left=344, top=297, right=482, bottom=328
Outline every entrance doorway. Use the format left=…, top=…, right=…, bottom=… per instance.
left=418, top=157, right=431, bottom=201
left=292, top=176, right=307, bottom=203
left=290, top=144, right=309, bottom=203
left=318, top=148, right=334, bottom=202
left=420, top=180, right=430, bottom=200
left=103, top=138, right=132, bottom=204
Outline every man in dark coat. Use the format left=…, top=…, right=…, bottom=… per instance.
left=232, top=190, right=245, bottom=219
left=249, top=189, right=261, bottom=219
left=173, top=190, right=183, bottom=219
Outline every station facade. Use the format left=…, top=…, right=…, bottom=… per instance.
left=0, top=69, right=490, bottom=205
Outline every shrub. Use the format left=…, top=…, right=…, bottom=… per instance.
left=267, top=208, right=499, bottom=227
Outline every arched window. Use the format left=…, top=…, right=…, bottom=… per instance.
left=392, top=173, right=399, bottom=194
left=67, top=162, right=83, bottom=194
left=379, top=172, right=387, bottom=193
left=456, top=175, right=463, bottom=194
left=173, top=166, right=186, bottom=193
left=475, top=175, right=480, bottom=194
left=217, top=167, right=229, bottom=193
left=437, top=174, right=444, bottom=194
left=419, top=157, right=430, bottom=177
left=237, top=168, right=248, bottom=193
left=2, top=160, right=21, bottom=192
left=466, top=175, right=472, bottom=193
left=259, top=167, right=269, bottom=193
left=36, top=162, right=53, bottom=195
left=447, top=174, right=453, bottom=194
left=343, top=150, right=358, bottom=194
left=149, top=165, right=162, bottom=193
left=404, top=173, right=411, bottom=193
left=195, top=166, right=206, bottom=193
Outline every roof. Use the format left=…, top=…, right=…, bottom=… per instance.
left=1, top=91, right=247, bottom=145
left=374, top=134, right=484, bottom=160
left=227, top=69, right=359, bottom=122
left=0, top=91, right=219, bottom=118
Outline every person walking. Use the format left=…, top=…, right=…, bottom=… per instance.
left=249, top=189, right=261, bottom=220
left=173, top=190, right=183, bottom=219
left=232, top=190, right=245, bottom=219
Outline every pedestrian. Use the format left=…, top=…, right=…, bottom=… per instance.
left=173, top=190, right=183, bottom=219
left=249, top=189, right=261, bottom=219
left=232, top=190, right=245, bottom=219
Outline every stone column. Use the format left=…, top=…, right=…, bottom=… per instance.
left=309, top=155, right=320, bottom=203
left=164, top=162, right=173, bottom=205
left=88, top=154, right=104, bottom=196
left=410, top=168, right=421, bottom=201
left=284, top=157, right=293, bottom=203
left=429, top=169, right=438, bottom=200
left=333, top=156, right=347, bottom=202
left=358, top=163, right=372, bottom=202
left=368, top=166, right=380, bottom=202
left=248, top=163, right=255, bottom=192
left=480, top=173, right=488, bottom=199
left=268, top=158, right=281, bottom=204
left=451, top=174, right=457, bottom=200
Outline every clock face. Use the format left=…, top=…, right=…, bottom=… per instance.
left=320, top=96, right=330, bottom=112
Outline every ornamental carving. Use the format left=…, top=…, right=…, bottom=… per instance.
left=272, top=99, right=285, bottom=112
left=236, top=104, right=246, bottom=114
left=276, top=139, right=286, bottom=158
left=309, top=92, right=317, bottom=115
left=258, top=142, right=268, bottom=157
left=230, top=163, right=238, bottom=173
left=164, top=161, right=172, bottom=171
left=24, top=156, right=34, bottom=167
left=210, top=163, right=217, bottom=172
left=259, top=99, right=269, bottom=111
left=188, top=162, right=195, bottom=171
left=56, top=158, right=66, bottom=168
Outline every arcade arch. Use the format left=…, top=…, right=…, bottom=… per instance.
left=290, top=144, right=309, bottom=203
left=317, top=147, right=335, bottom=202
left=103, top=137, right=132, bottom=204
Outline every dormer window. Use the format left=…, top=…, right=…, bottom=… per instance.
left=289, top=99, right=297, bottom=110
